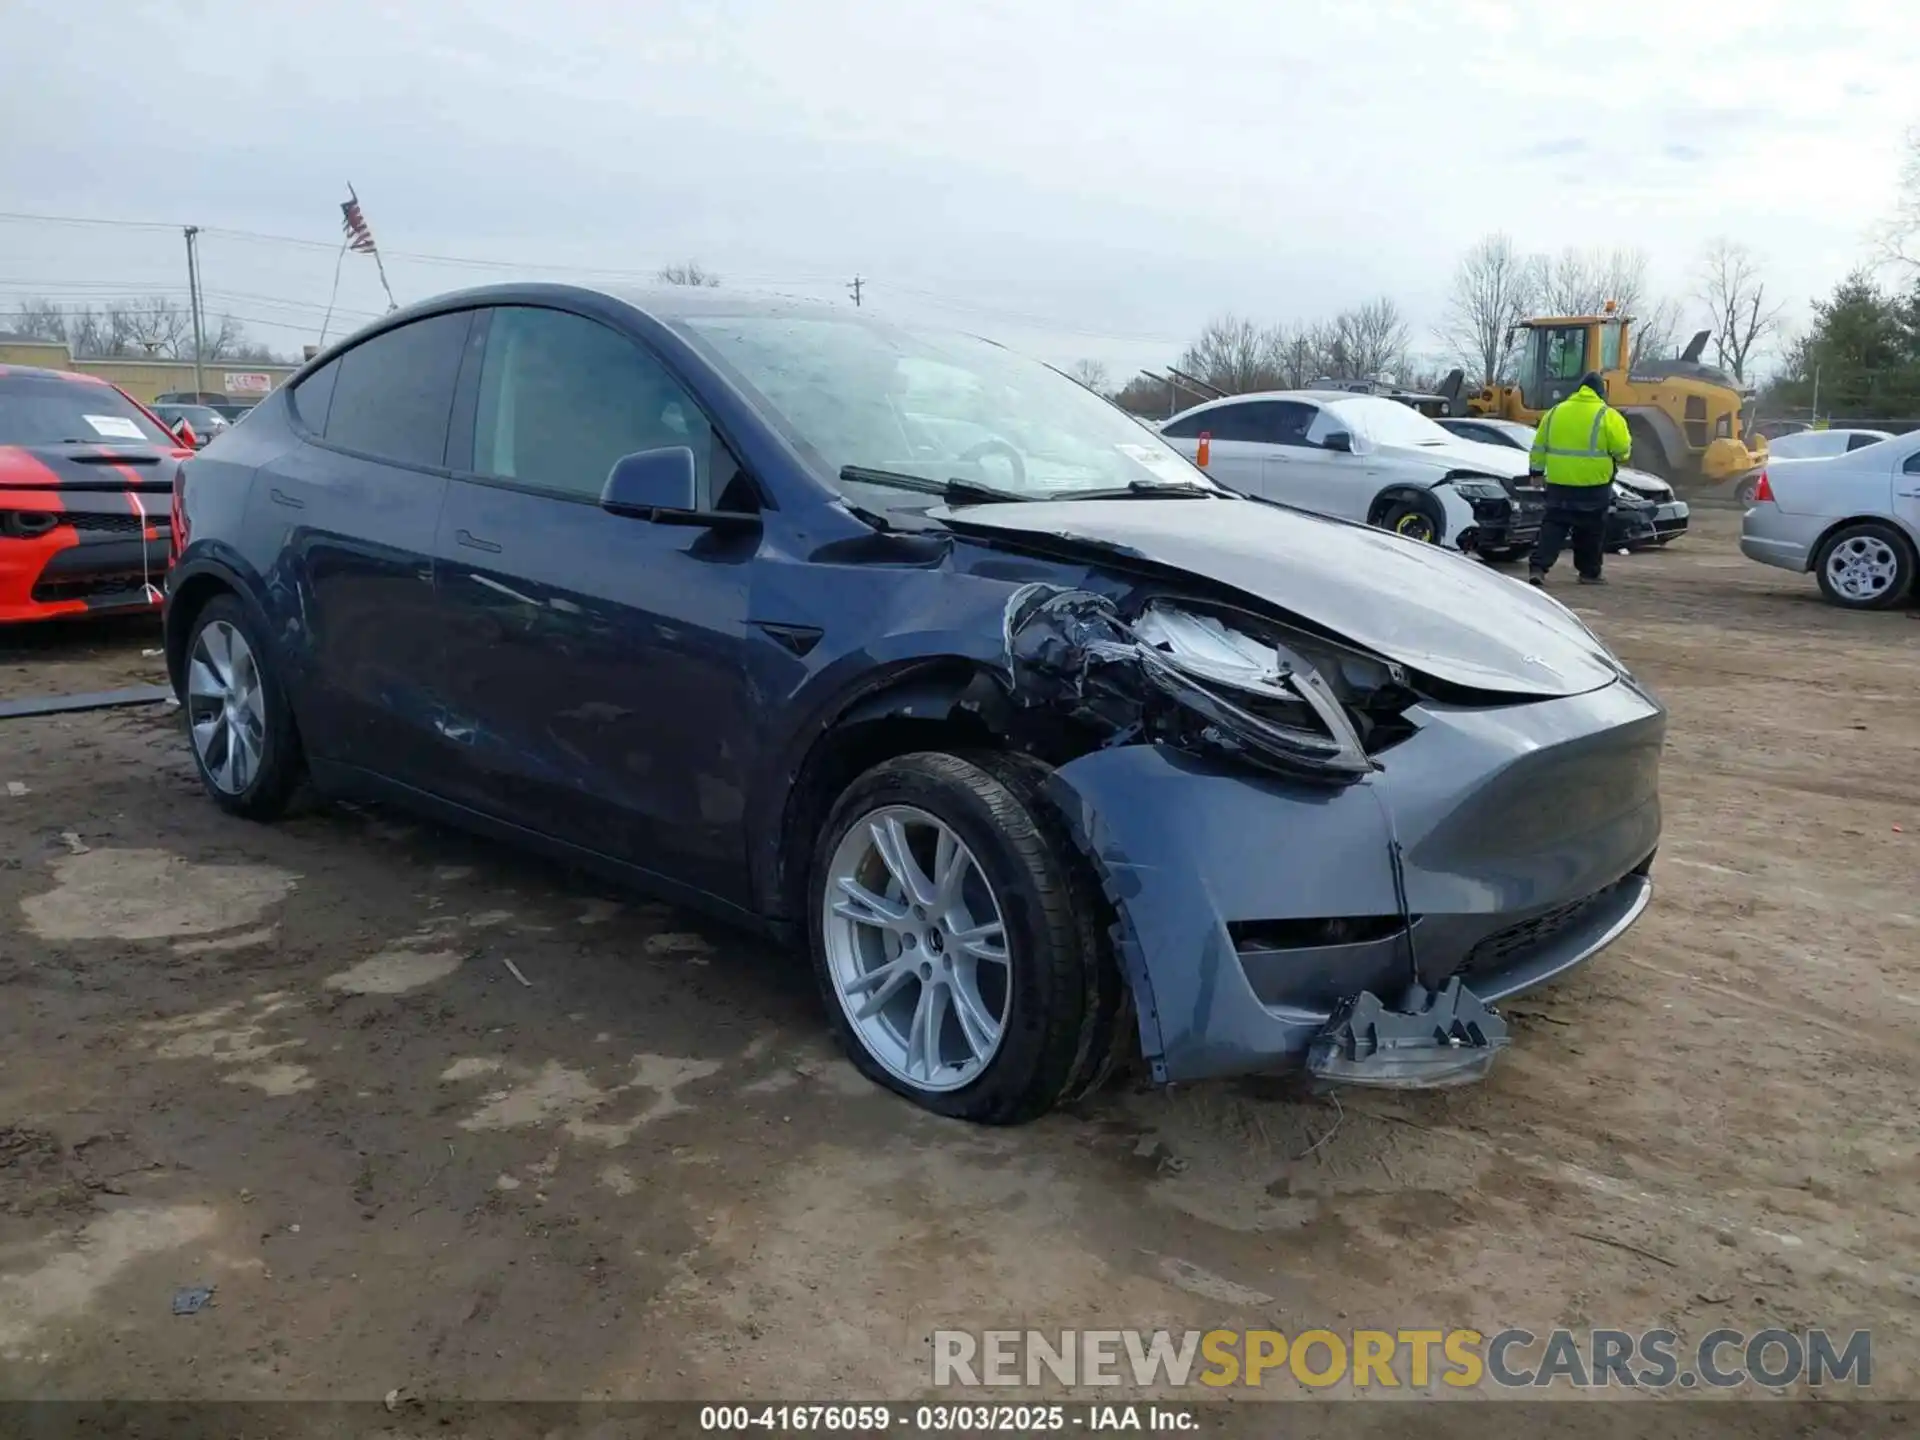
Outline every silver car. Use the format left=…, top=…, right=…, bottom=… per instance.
left=1740, top=433, right=1920, bottom=609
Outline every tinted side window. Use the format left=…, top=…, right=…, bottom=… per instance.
left=1903, top=451, right=1920, bottom=474
left=291, top=358, right=340, bottom=433
left=323, top=311, right=471, bottom=468
left=1160, top=411, right=1211, bottom=440
left=1254, top=401, right=1316, bottom=445
left=470, top=306, right=717, bottom=501
left=1846, top=432, right=1883, bottom=452
left=1197, top=404, right=1262, bottom=443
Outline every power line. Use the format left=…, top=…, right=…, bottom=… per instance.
left=0, top=209, right=1189, bottom=349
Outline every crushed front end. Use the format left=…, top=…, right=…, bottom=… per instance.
left=994, top=583, right=1663, bottom=1089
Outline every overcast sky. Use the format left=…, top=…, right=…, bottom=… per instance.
left=3, top=0, right=1917, bottom=382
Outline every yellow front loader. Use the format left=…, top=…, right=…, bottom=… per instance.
left=1440, top=304, right=1767, bottom=486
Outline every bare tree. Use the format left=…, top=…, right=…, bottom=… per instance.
left=1068, top=358, right=1111, bottom=394
left=108, top=296, right=193, bottom=358
left=1323, top=298, right=1409, bottom=381
left=1878, top=125, right=1920, bottom=272
left=1438, top=234, right=1539, bottom=386
left=1693, top=239, right=1784, bottom=381
left=1178, top=314, right=1283, bottom=393
left=657, top=261, right=721, bottom=288
left=1533, top=246, right=1654, bottom=316
left=9, top=297, right=70, bottom=343
left=1629, top=297, right=1686, bottom=366
left=1272, top=325, right=1319, bottom=389
left=66, top=305, right=109, bottom=358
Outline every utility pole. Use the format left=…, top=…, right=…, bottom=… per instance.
left=183, top=225, right=206, bottom=398
left=847, top=275, right=863, bottom=308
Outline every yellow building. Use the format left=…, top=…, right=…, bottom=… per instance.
left=0, top=333, right=297, bottom=405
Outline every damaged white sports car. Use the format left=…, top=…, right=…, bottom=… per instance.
left=1158, top=391, right=1544, bottom=558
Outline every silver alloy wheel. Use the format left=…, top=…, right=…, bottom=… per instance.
left=823, top=804, right=1011, bottom=1093
left=186, top=619, right=266, bottom=795
left=1825, top=534, right=1900, bottom=602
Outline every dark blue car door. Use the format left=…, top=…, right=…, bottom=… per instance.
left=427, top=304, right=761, bottom=906
left=249, top=310, right=475, bottom=776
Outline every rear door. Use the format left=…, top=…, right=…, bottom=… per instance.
left=1161, top=404, right=1259, bottom=491
left=1896, top=446, right=1920, bottom=539
left=427, top=304, right=761, bottom=902
left=247, top=310, right=473, bottom=775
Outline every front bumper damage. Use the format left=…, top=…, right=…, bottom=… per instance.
left=1001, top=585, right=1664, bottom=1088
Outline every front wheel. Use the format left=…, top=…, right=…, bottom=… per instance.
left=808, top=752, right=1124, bottom=1123
left=1381, top=500, right=1440, bottom=544
left=1813, top=521, right=1915, bottom=610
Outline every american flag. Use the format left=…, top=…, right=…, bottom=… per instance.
left=340, top=188, right=378, bottom=254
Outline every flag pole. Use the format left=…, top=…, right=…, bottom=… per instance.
left=318, top=236, right=349, bottom=348
left=371, top=246, right=398, bottom=313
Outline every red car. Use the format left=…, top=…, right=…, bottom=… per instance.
left=0, top=365, right=190, bottom=624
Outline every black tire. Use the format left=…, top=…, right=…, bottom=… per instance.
left=181, top=594, right=305, bottom=819
left=1626, top=420, right=1672, bottom=480
left=1812, top=521, right=1915, bottom=611
left=1481, top=545, right=1528, bottom=566
left=1380, top=497, right=1441, bottom=544
left=807, top=751, right=1124, bottom=1124
left=1734, top=476, right=1760, bottom=506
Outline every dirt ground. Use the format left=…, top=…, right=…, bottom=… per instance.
left=1, top=509, right=1915, bottom=1409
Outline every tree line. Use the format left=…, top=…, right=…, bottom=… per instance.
left=7, top=295, right=286, bottom=363
left=1099, top=233, right=1792, bottom=417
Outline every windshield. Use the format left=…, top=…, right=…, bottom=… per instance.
left=1319, top=396, right=1459, bottom=448
left=0, top=375, right=172, bottom=446
left=671, top=314, right=1216, bottom=501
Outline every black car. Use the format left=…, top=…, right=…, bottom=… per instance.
left=1436, top=417, right=1691, bottom=550
left=164, top=285, right=1663, bottom=1122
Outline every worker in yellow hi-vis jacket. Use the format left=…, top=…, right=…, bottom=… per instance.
left=1527, top=371, right=1632, bottom=588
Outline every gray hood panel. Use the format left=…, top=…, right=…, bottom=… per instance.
left=937, top=497, right=1623, bottom=697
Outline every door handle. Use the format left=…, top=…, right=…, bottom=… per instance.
left=268, top=487, right=305, bottom=509
left=1897, top=488, right=1920, bottom=498
left=455, top=528, right=502, bottom=554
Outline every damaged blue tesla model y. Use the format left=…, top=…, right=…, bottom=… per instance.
left=164, top=285, right=1663, bottom=1123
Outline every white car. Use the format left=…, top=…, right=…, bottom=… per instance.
left=1436, top=416, right=1691, bottom=547
left=1156, top=392, right=1543, bottom=559
left=1740, top=436, right=1920, bottom=608
left=1762, top=428, right=1895, bottom=461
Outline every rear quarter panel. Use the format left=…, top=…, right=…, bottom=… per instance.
left=1766, top=455, right=1894, bottom=518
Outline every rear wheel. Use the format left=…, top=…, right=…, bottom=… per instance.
left=1813, top=521, right=1914, bottom=610
left=1734, top=475, right=1761, bottom=506
left=183, top=595, right=304, bottom=818
left=808, top=751, right=1123, bottom=1123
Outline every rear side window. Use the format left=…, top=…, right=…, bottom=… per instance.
left=291, top=359, right=340, bottom=433
left=322, top=311, right=472, bottom=468
left=1845, top=432, right=1885, bottom=452
left=469, top=305, right=721, bottom=503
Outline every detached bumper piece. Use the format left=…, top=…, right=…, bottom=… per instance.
left=1306, top=977, right=1510, bottom=1089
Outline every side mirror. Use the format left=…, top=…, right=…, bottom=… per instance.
left=601, top=446, right=698, bottom=518
left=1321, top=430, right=1354, bottom=453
